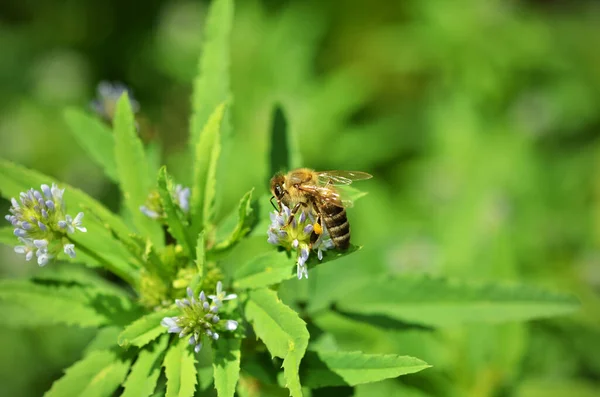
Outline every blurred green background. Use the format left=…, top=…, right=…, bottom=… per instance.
left=1, top=0, right=600, bottom=396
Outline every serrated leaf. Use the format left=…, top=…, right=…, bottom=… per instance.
left=212, top=337, right=241, bottom=397
left=164, top=337, right=198, bottom=397
left=63, top=107, right=118, bottom=182
left=118, top=308, right=179, bottom=348
left=212, top=188, right=254, bottom=253
left=32, top=263, right=132, bottom=300
left=157, top=166, right=193, bottom=256
left=192, top=231, right=206, bottom=292
left=0, top=280, right=135, bottom=328
left=84, top=326, right=122, bottom=355
left=113, top=94, right=163, bottom=248
left=245, top=288, right=309, bottom=397
left=234, top=246, right=361, bottom=290
left=189, top=0, right=233, bottom=146
left=45, top=350, right=130, bottom=397
left=190, top=103, right=226, bottom=237
left=122, top=335, right=170, bottom=397
left=300, top=350, right=430, bottom=388
left=336, top=275, right=580, bottom=327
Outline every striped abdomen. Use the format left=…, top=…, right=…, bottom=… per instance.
left=321, top=203, right=350, bottom=250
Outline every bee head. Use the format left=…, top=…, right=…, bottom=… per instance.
left=270, top=173, right=286, bottom=201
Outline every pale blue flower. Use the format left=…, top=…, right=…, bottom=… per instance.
left=5, top=184, right=86, bottom=266
left=63, top=244, right=76, bottom=258
left=267, top=203, right=333, bottom=279
left=58, top=212, right=87, bottom=234
left=162, top=283, right=239, bottom=354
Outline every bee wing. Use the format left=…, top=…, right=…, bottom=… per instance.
left=317, top=170, right=373, bottom=186
left=296, top=184, right=355, bottom=208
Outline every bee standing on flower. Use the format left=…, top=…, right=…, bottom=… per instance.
left=268, top=168, right=372, bottom=279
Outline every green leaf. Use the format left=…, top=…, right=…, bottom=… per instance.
left=0, top=280, right=135, bottom=328
left=63, top=108, right=118, bottom=182
left=122, top=335, right=170, bottom=397
left=195, top=231, right=206, bottom=284
left=164, top=337, right=198, bottom=397
left=269, top=104, right=301, bottom=177
left=300, top=350, right=430, bottom=388
left=189, top=0, right=233, bottom=146
left=336, top=275, right=580, bottom=327
left=118, top=308, right=179, bottom=348
left=245, top=288, right=309, bottom=397
left=84, top=326, right=122, bottom=355
left=234, top=246, right=361, bottom=290
left=212, top=337, right=241, bottom=397
left=113, top=94, right=163, bottom=248
left=212, top=188, right=254, bottom=253
left=45, top=350, right=130, bottom=397
left=190, top=103, right=226, bottom=237
left=0, top=226, right=15, bottom=245
left=157, top=166, right=193, bottom=256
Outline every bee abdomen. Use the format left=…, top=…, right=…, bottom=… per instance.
left=322, top=205, right=350, bottom=250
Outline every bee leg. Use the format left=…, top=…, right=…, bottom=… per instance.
left=282, top=202, right=308, bottom=229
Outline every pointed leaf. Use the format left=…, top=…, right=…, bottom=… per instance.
left=245, top=288, right=308, bottom=397
left=122, top=335, right=170, bottom=397
left=336, top=275, right=580, bottom=327
left=190, top=103, right=226, bottom=236
left=234, top=246, right=361, bottom=290
left=113, top=94, right=163, bottom=248
left=157, top=166, right=193, bottom=256
left=164, top=338, right=198, bottom=397
left=63, top=108, right=118, bottom=181
left=300, top=350, right=430, bottom=388
left=189, top=0, right=233, bottom=146
left=0, top=280, right=136, bottom=328
left=269, top=104, right=301, bottom=177
left=212, top=337, right=241, bottom=397
left=212, top=188, right=254, bottom=253
left=45, top=350, right=130, bottom=397
left=118, top=308, right=179, bottom=348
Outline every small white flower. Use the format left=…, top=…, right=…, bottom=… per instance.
left=174, top=185, right=191, bottom=213
left=140, top=205, right=160, bottom=219
left=59, top=212, right=87, bottom=234
left=208, top=281, right=238, bottom=305
left=63, top=244, right=76, bottom=258
left=14, top=238, right=35, bottom=261
left=225, top=320, right=238, bottom=331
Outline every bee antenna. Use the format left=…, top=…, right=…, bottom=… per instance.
left=269, top=196, right=279, bottom=211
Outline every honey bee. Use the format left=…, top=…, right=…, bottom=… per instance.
left=270, top=168, right=372, bottom=250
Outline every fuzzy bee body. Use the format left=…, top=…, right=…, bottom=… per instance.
left=270, top=168, right=371, bottom=251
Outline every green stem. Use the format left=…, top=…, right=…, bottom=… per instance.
left=71, top=237, right=140, bottom=288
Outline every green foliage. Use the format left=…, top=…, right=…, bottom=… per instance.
left=164, top=337, right=198, bottom=397
left=0, top=0, right=592, bottom=395
left=245, top=288, right=309, bottom=396
left=0, top=279, right=134, bottom=328
left=300, top=350, right=430, bottom=387
left=212, top=337, right=241, bottom=397
left=190, top=103, right=226, bottom=237
left=336, top=275, right=579, bottom=327
left=157, top=166, right=194, bottom=256
left=45, top=350, right=130, bottom=397
left=63, top=108, right=118, bottom=182
left=118, top=308, right=178, bottom=348
left=121, top=335, right=169, bottom=397
left=212, top=188, right=254, bottom=253
left=113, top=94, right=163, bottom=248
left=189, top=0, right=233, bottom=146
